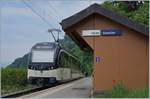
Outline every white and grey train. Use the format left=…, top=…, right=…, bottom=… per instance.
left=27, top=42, right=83, bottom=85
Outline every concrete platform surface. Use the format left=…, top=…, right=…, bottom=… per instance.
left=19, top=77, right=92, bottom=98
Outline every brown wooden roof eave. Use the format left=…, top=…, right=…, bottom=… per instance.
left=67, top=31, right=93, bottom=51
left=60, top=3, right=149, bottom=36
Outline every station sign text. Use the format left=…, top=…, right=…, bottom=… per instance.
left=82, top=29, right=122, bottom=36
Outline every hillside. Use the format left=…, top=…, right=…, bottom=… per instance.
left=7, top=53, right=29, bottom=69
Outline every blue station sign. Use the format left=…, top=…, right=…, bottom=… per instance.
left=96, top=57, right=100, bottom=63
left=82, top=29, right=122, bottom=37
left=101, top=29, right=122, bottom=36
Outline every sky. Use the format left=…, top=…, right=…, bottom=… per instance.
left=0, top=0, right=104, bottom=67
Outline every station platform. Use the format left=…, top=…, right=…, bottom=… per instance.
left=19, top=77, right=92, bottom=98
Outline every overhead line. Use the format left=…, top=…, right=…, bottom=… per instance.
left=48, top=1, right=62, bottom=24
left=22, top=0, right=54, bottom=28
left=22, top=0, right=59, bottom=42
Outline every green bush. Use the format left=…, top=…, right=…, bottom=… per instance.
left=127, top=88, right=149, bottom=98
left=105, top=81, right=127, bottom=98
left=101, top=81, right=149, bottom=98
left=1, top=68, right=28, bottom=94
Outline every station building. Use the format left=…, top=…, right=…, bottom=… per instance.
left=60, top=4, right=149, bottom=93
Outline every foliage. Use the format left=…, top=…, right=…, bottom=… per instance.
left=61, top=35, right=93, bottom=75
left=101, top=1, right=149, bottom=26
left=1, top=68, right=28, bottom=94
left=105, top=81, right=127, bottom=98
left=96, top=81, right=149, bottom=98
left=127, top=88, right=149, bottom=98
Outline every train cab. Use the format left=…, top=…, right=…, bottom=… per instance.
left=27, top=42, right=60, bottom=84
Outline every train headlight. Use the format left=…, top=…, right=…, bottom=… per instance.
left=51, top=67, right=54, bottom=70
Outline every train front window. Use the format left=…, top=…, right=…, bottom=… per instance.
left=31, top=50, right=54, bottom=62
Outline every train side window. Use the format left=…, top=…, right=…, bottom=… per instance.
left=68, top=56, right=71, bottom=68
left=59, top=52, right=64, bottom=68
left=64, top=52, right=69, bottom=68
left=64, top=53, right=67, bottom=68
left=59, top=51, right=69, bottom=68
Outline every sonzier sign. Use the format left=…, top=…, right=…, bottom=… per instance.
left=82, top=30, right=101, bottom=36
left=82, top=29, right=122, bottom=36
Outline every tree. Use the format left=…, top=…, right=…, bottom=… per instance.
left=101, top=1, right=149, bottom=26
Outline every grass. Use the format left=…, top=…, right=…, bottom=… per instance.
left=127, top=88, right=149, bottom=98
left=1, top=85, right=36, bottom=95
left=95, top=81, right=149, bottom=98
left=1, top=68, right=37, bottom=95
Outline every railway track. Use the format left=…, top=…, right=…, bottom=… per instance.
left=1, top=77, right=82, bottom=98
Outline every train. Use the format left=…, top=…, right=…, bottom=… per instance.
left=27, top=42, right=83, bottom=85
